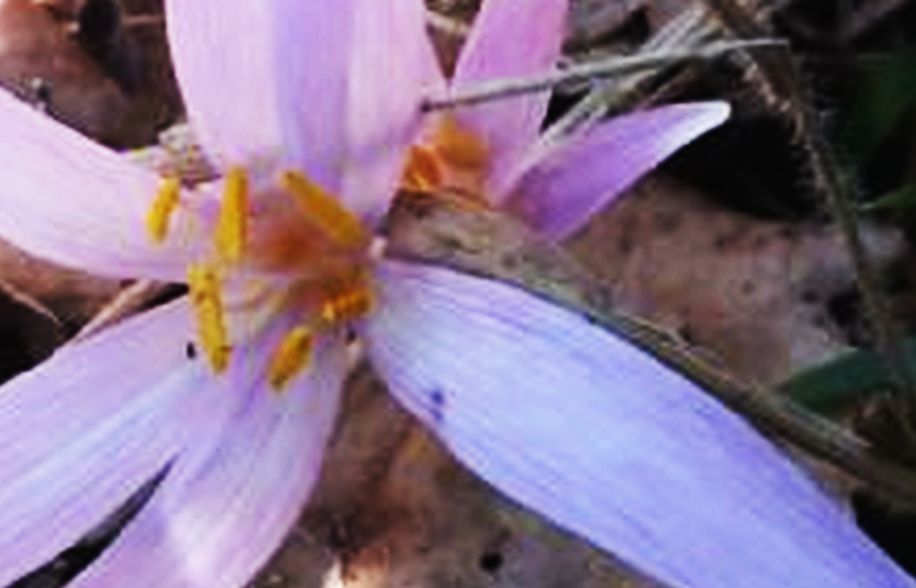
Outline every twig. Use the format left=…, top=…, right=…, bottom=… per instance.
left=384, top=191, right=916, bottom=508
left=842, top=0, right=912, bottom=41
left=72, top=280, right=166, bottom=343
left=122, top=14, right=165, bottom=29
left=537, top=5, right=715, bottom=161
left=425, top=9, right=470, bottom=38
left=421, top=38, right=787, bottom=111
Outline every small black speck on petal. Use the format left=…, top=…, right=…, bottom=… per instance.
left=429, top=389, right=446, bottom=424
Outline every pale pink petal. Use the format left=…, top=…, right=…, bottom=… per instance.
left=169, top=0, right=432, bottom=218
left=451, top=0, right=568, bottom=185
left=506, top=102, right=730, bottom=239
left=342, top=0, right=436, bottom=222
left=164, top=1, right=284, bottom=167
left=271, top=2, right=354, bottom=192
left=408, top=15, right=448, bottom=161
left=364, top=261, right=912, bottom=588
left=0, top=300, right=208, bottom=586
left=0, top=90, right=201, bottom=281
left=73, top=339, right=346, bottom=588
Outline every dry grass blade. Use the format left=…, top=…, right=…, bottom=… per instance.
left=421, top=38, right=786, bottom=111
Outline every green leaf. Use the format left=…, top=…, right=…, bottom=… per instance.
left=843, top=46, right=916, bottom=164
left=779, top=339, right=916, bottom=413
left=861, top=183, right=916, bottom=213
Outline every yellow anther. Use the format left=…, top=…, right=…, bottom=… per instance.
left=187, top=263, right=230, bottom=373
left=215, top=167, right=249, bottom=263
left=319, top=286, right=374, bottom=325
left=401, top=145, right=443, bottom=191
left=268, top=325, right=314, bottom=390
left=146, top=176, right=181, bottom=243
left=433, top=116, right=489, bottom=170
left=280, top=170, right=370, bottom=249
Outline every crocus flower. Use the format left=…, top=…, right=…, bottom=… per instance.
left=0, top=2, right=908, bottom=588
left=401, top=0, right=730, bottom=241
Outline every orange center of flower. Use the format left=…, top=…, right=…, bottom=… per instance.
left=145, top=167, right=374, bottom=391
left=400, top=115, right=491, bottom=206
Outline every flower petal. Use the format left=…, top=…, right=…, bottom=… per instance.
left=451, top=0, right=568, bottom=185
left=0, top=90, right=201, bottom=281
left=169, top=0, right=433, bottom=220
left=0, top=300, right=208, bottom=586
left=73, top=339, right=346, bottom=588
left=341, top=0, right=435, bottom=222
left=364, top=261, right=912, bottom=588
left=164, top=0, right=284, bottom=167
left=270, top=1, right=353, bottom=192
left=506, top=102, right=730, bottom=239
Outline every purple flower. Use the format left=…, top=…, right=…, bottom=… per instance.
left=402, top=0, right=730, bottom=240
left=0, top=1, right=907, bottom=588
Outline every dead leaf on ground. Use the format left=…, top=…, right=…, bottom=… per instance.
left=0, top=0, right=179, bottom=147
left=569, top=175, right=904, bottom=386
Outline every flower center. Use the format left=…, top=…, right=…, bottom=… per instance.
left=401, top=115, right=491, bottom=205
left=146, top=167, right=374, bottom=390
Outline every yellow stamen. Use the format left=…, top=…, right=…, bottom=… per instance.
left=401, top=145, right=443, bottom=191
left=280, top=170, right=370, bottom=248
left=187, top=263, right=230, bottom=373
left=320, top=285, right=374, bottom=325
left=146, top=176, right=181, bottom=243
left=268, top=325, right=314, bottom=390
left=215, top=167, right=249, bottom=263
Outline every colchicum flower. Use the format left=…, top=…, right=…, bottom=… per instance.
left=0, top=1, right=908, bottom=588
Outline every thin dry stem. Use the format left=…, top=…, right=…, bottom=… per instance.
left=73, top=280, right=166, bottom=343
left=425, top=9, right=470, bottom=38
left=422, top=38, right=786, bottom=111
